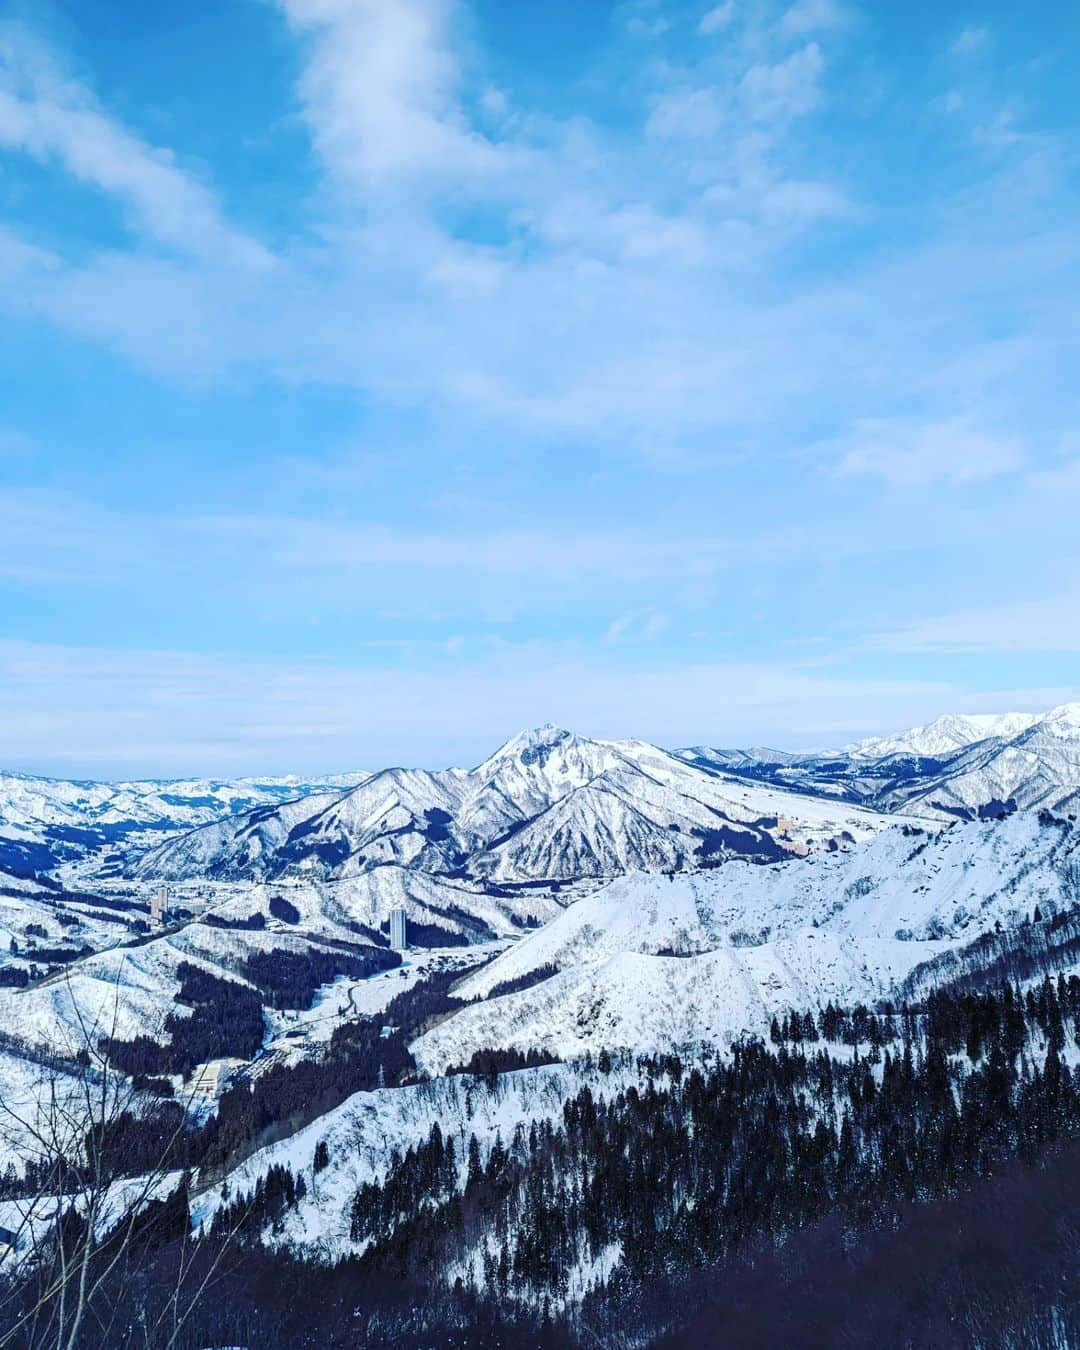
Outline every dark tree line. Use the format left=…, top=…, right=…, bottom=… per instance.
left=62, top=963, right=471, bottom=1195
left=203, top=911, right=267, bottom=930
left=446, top=1046, right=562, bottom=1083
left=336, top=979, right=1080, bottom=1316
left=486, top=963, right=560, bottom=1000
left=101, top=962, right=266, bottom=1079
left=238, top=943, right=399, bottom=1010
left=6, top=973, right=1080, bottom=1347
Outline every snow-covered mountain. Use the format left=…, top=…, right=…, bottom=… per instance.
left=411, top=809, right=1080, bottom=1072
left=844, top=710, right=1042, bottom=760
left=135, top=725, right=892, bottom=887
left=679, top=702, right=1080, bottom=821
left=7, top=703, right=1078, bottom=891
left=882, top=701, right=1080, bottom=818
left=7, top=706, right=1080, bottom=1348
left=0, top=769, right=371, bottom=875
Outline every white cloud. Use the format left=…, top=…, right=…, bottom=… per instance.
left=0, top=636, right=981, bottom=776
left=190, top=510, right=743, bottom=581
left=646, top=86, right=725, bottom=139
left=0, top=7, right=860, bottom=452
left=274, top=0, right=503, bottom=194
left=951, top=26, right=990, bottom=56
left=605, top=608, right=670, bottom=641
left=781, top=0, right=849, bottom=35
left=0, top=3, right=1072, bottom=471
left=833, top=416, right=1026, bottom=488
left=0, top=485, right=801, bottom=630
left=740, top=43, right=825, bottom=124
left=755, top=176, right=848, bottom=219
left=0, top=222, right=58, bottom=279
left=974, top=105, right=1025, bottom=152
left=699, top=2, right=736, bottom=35
left=608, top=205, right=711, bottom=264
left=870, top=593, right=1080, bottom=654
left=0, top=28, right=269, bottom=267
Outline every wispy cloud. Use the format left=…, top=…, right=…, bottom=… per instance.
left=0, top=26, right=270, bottom=267
left=832, top=416, right=1026, bottom=488
left=605, top=608, right=670, bottom=642
left=2, top=0, right=1053, bottom=461
left=0, top=5, right=850, bottom=442
left=275, top=0, right=506, bottom=196
left=781, top=0, right=850, bottom=36
left=741, top=42, right=825, bottom=123
left=699, top=2, right=736, bottom=35
left=646, top=86, right=726, bottom=139
left=870, top=592, right=1080, bottom=655
left=0, top=636, right=984, bottom=776
left=951, top=26, right=991, bottom=56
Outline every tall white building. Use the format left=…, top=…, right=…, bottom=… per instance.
left=389, top=906, right=407, bottom=950
left=149, top=885, right=170, bottom=926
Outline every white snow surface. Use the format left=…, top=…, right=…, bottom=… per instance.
left=412, top=812, right=1080, bottom=1071
left=413, top=935, right=939, bottom=1075
left=885, top=703, right=1080, bottom=817
left=0, top=770, right=370, bottom=837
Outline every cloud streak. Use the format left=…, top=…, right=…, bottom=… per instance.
left=0, top=636, right=1002, bottom=777
left=833, top=416, right=1026, bottom=487
left=0, top=26, right=270, bottom=267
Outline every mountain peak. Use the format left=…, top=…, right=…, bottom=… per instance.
left=1039, top=702, right=1080, bottom=735
left=485, top=725, right=579, bottom=764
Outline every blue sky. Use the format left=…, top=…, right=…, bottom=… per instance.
left=1, top=0, right=1079, bottom=776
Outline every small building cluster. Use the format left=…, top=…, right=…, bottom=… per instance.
left=188, top=1058, right=246, bottom=1101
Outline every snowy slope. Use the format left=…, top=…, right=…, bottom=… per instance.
left=126, top=790, right=351, bottom=883
left=476, top=811, right=1079, bottom=975
left=0, top=914, right=399, bottom=1062
left=0, top=1046, right=101, bottom=1175
left=0, top=923, right=262, bottom=1055
left=471, top=758, right=890, bottom=882
left=0, top=865, right=526, bottom=1068
left=412, top=811, right=1080, bottom=1069
left=203, top=865, right=563, bottom=941
left=0, top=865, right=161, bottom=973
left=189, top=1056, right=659, bottom=1262
left=882, top=703, right=1080, bottom=818
left=412, top=935, right=941, bottom=1074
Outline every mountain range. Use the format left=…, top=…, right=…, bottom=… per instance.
left=4, top=703, right=1080, bottom=905
left=678, top=701, right=1080, bottom=821
left=0, top=769, right=371, bottom=876
left=130, top=724, right=892, bottom=889
left=4, top=701, right=1080, bottom=1345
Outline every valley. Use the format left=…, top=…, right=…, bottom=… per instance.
left=3, top=707, right=1080, bottom=1346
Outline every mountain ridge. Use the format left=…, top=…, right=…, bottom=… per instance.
left=132, top=724, right=894, bottom=888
